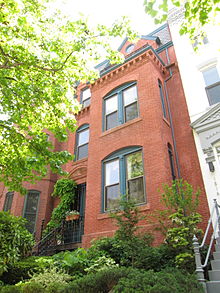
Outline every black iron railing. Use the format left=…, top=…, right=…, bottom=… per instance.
left=34, top=216, right=84, bottom=256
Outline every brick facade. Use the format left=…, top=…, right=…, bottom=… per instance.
left=0, top=24, right=209, bottom=247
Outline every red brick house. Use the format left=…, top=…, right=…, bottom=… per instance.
left=0, top=24, right=209, bottom=252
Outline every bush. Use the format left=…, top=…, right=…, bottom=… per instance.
left=0, top=285, right=21, bottom=293
left=21, top=282, right=44, bottom=293
left=63, top=267, right=130, bottom=293
left=113, top=268, right=203, bottom=293
left=52, top=249, right=89, bottom=276
left=58, top=267, right=203, bottom=293
left=0, top=212, right=34, bottom=275
left=27, top=266, right=71, bottom=288
left=0, top=256, right=46, bottom=285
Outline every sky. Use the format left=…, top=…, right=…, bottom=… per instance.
left=54, top=0, right=158, bottom=40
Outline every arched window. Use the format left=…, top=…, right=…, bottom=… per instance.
left=3, top=192, right=14, bottom=212
left=102, top=146, right=146, bottom=211
left=103, top=82, right=139, bottom=131
left=168, top=143, right=176, bottom=180
left=75, top=124, right=90, bottom=160
left=23, top=190, right=40, bottom=234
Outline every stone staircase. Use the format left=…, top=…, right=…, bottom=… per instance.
left=206, top=240, right=220, bottom=293
left=193, top=199, right=220, bottom=293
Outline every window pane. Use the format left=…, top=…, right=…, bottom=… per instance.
left=78, top=144, right=88, bottom=160
left=123, top=85, right=137, bottom=106
left=206, top=83, right=220, bottom=105
left=106, top=184, right=120, bottom=210
left=24, top=191, right=39, bottom=234
left=128, top=177, right=145, bottom=204
left=106, top=111, right=119, bottom=130
left=82, top=88, right=91, bottom=101
left=25, top=213, right=37, bottom=234
left=159, top=81, right=167, bottom=118
left=125, top=102, right=138, bottom=122
left=78, top=129, right=89, bottom=146
left=126, top=152, right=143, bottom=179
left=105, top=95, right=118, bottom=114
left=203, top=67, right=220, bottom=86
left=105, top=160, right=119, bottom=185
left=25, top=193, right=39, bottom=213
left=83, top=98, right=90, bottom=107
left=3, top=192, right=14, bottom=212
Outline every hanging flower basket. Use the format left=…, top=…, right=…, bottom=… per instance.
left=65, top=211, right=80, bottom=221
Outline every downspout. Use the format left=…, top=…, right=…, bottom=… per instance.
left=164, top=48, right=181, bottom=179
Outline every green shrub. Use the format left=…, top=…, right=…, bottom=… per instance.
left=0, top=256, right=46, bottom=285
left=63, top=267, right=130, bottom=293
left=85, top=256, right=118, bottom=274
left=0, top=285, right=21, bottom=293
left=0, top=212, right=34, bottom=275
left=28, top=266, right=71, bottom=288
left=52, top=249, right=89, bottom=276
left=113, top=268, right=203, bottom=293
left=21, top=282, right=44, bottom=293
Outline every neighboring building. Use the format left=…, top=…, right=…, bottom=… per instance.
left=0, top=24, right=209, bottom=251
left=168, top=8, right=220, bottom=218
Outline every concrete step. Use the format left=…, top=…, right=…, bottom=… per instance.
left=213, top=252, right=220, bottom=260
left=206, top=281, right=220, bottom=293
left=211, top=260, right=220, bottom=270
left=208, top=270, right=220, bottom=281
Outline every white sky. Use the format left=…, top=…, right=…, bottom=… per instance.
left=54, top=0, right=158, bottom=38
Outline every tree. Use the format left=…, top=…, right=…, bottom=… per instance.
left=144, top=0, right=220, bottom=41
left=0, top=0, right=136, bottom=194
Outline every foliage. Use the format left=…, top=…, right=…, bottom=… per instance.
left=144, top=0, right=220, bottom=42
left=62, top=267, right=130, bottom=293
left=110, top=197, right=145, bottom=241
left=21, top=282, right=44, bottom=293
left=0, top=212, right=34, bottom=276
left=43, top=178, right=76, bottom=235
left=0, top=285, right=21, bottom=293
left=52, top=249, right=89, bottom=276
left=157, top=179, right=202, bottom=271
left=30, top=266, right=71, bottom=287
left=166, top=208, right=202, bottom=271
left=113, top=267, right=203, bottom=293
left=85, top=256, right=118, bottom=274
left=0, top=256, right=46, bottom=285
left=160, top=179, right=200, bottom=214
left=0, top=0, right=137, bottom=193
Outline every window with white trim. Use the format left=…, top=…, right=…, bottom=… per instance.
left=103, top=147, right=145, bottom=211
left=104, top=83, right=139, bottom=131
left=75, top=125, right=89, bottom=160
left=81, top=88, right=91, bottom=107
left=202, top=66, right=220, bottom=105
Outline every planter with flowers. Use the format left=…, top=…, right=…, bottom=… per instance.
left=65, top=210, right=80, bottom=221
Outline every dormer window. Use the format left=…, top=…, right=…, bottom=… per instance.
left=125, top=44, right=135, bottom=54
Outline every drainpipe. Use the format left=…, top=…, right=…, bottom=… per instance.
left=164, top=48, right=181, bottom=179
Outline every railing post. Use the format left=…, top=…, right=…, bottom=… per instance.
left=193, top=235, right=207, bottom=293
left=40, top=219, right=45, bottom=240
left=214, top=199, right=220, bottom=244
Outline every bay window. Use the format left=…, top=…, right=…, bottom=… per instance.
left=103, top=147, right=145, bottom=211
left=104, top=82, right=139, bottom=131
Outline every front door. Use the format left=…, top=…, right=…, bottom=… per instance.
left=64, top=183, right=86, bottom=243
